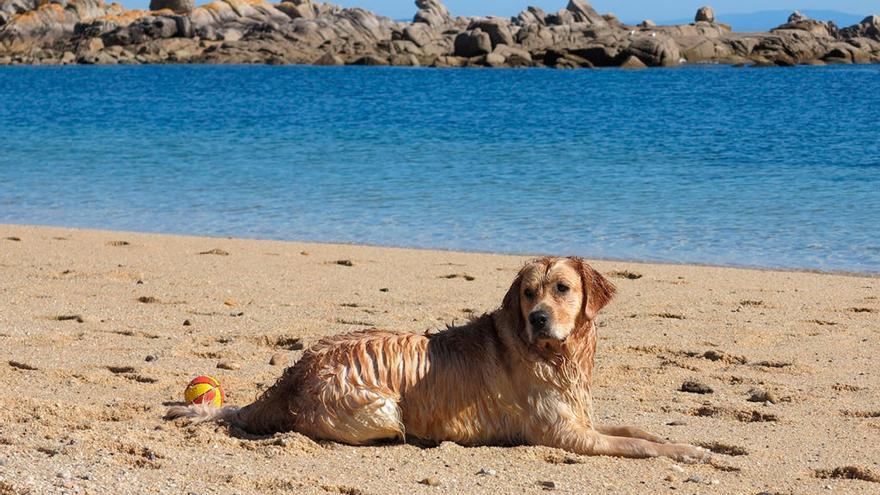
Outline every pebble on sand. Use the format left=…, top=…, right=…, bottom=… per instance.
left=183, top=319, right=192, bottom=326
left=539, top=480, right=557, bottom=490
left=269, top=353, right=287, bottom=366
left=748, top=388, right=778, bottom=403
left=476, top=467, right=496, bottom=476
left=56, top=314, right=85, bottom=323
left=9, top=360, right=38, bottom=371
left=419, top=476, right=441, bottom=486
left=685, top=474, right=705, bottom=483
left=680, top=380, right=714, bottom=394
left=217, top=361, right=241, bottom=370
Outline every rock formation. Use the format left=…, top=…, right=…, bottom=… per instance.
left=1, top=1, right=879, bottom=67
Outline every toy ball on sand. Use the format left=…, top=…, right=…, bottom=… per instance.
left=184, top=375, right=225, bottom=407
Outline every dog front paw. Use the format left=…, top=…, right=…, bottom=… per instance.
left=663, top=443, right=712, bottom=463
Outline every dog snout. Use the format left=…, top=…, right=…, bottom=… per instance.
left=528, top=310, right=550, bottom=332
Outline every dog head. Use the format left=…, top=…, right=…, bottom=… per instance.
left=502, top=257, right=615, bottom=352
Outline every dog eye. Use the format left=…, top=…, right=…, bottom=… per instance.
left=523, top=288, right=535, bottom=299
left=556, top=283, right=569, bottom=294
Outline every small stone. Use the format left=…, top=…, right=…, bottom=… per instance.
left=145, top=355, right=157, bottom=362
left=0, top=458, right=6, bottom=466
left=57, top=470, right=72, bottom=480
left=56, top=315, right=84, bottom=323
left=670, top=465, right=686, bottom=474
left=223, top=299, right=236, bottom=307
left=336, top=259, right=354, bottom=267
left=183, top=319, right=192, bottom=326
left=685, top=474, right=705, bottom=484
left=269, top=353, right=287, bottom=366
left=217, top=360, right=241, bottom=370
left=681, top=380, right=713, bottom=394
left=476, top=467, right=496, bottom=476
left=539, top=480, right=557, bottom=490
left=664, top=474, right=676, bottom=482
left=747, top=388, right=778, bottom=404
left=379, top=288, right=389, bottom=292
left=8, top=360, right=38, bottom=371
left=419, top=476, right=440, bottom=486
left=710, top=479, right=720, bottom=485
left=300, top=251, right=309, bottom=256
left=667, top=420, right=688, bottom=426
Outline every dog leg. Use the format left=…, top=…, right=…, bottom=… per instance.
left=595, top=425, right=668, bottom=444
left=537, top=424, right=709, bottom=462
left=298, top=390, right=405, bottom=445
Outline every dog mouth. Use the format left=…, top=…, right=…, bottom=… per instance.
left=535, top=337, right=565, bottom=353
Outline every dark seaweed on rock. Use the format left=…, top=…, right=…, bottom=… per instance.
left=2, top=0, right=880, bottom=67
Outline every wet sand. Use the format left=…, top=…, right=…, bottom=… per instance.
left=0, top=224, right=878, bottom=494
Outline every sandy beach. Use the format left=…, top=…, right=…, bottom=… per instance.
left=0, top=224, right=878, bottom=494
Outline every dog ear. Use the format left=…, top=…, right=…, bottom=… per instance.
left=500, top=269, right=525, bottom=335
left=574, top=258, right=616, bottom=321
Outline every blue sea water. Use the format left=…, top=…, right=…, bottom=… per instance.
left=1, top=65, right=879, bottom=273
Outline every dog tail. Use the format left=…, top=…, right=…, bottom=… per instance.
left=164, top=403, right=244, bottom=426
left=165, top=395, right=294, bottom=434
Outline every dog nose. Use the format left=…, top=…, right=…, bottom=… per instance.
left=529, top=310, right=549, bottom=330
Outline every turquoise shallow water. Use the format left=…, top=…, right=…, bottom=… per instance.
left=1, top=65, right=879, bottom=272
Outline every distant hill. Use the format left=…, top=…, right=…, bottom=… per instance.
left=650, top=10, right=868, bottom=32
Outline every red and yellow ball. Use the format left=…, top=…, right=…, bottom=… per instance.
left=184, top=375, right=225, bottom=407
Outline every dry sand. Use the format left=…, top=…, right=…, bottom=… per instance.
left=0, top=224, right=878, bottom=495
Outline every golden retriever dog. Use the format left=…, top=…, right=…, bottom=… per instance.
left=167, top=256, right=708, bottom=462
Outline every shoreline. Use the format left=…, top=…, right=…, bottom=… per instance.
left=4, top=223, right=877, bottom=278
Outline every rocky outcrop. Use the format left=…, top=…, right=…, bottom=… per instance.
left=772, top=11, right=837, bottom=38
left=1, top=0, right=879, bottom=67
left=840, top=15, right=880, bottom=39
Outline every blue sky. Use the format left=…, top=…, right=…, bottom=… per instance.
left=122, top=0, right=877, bottom=21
